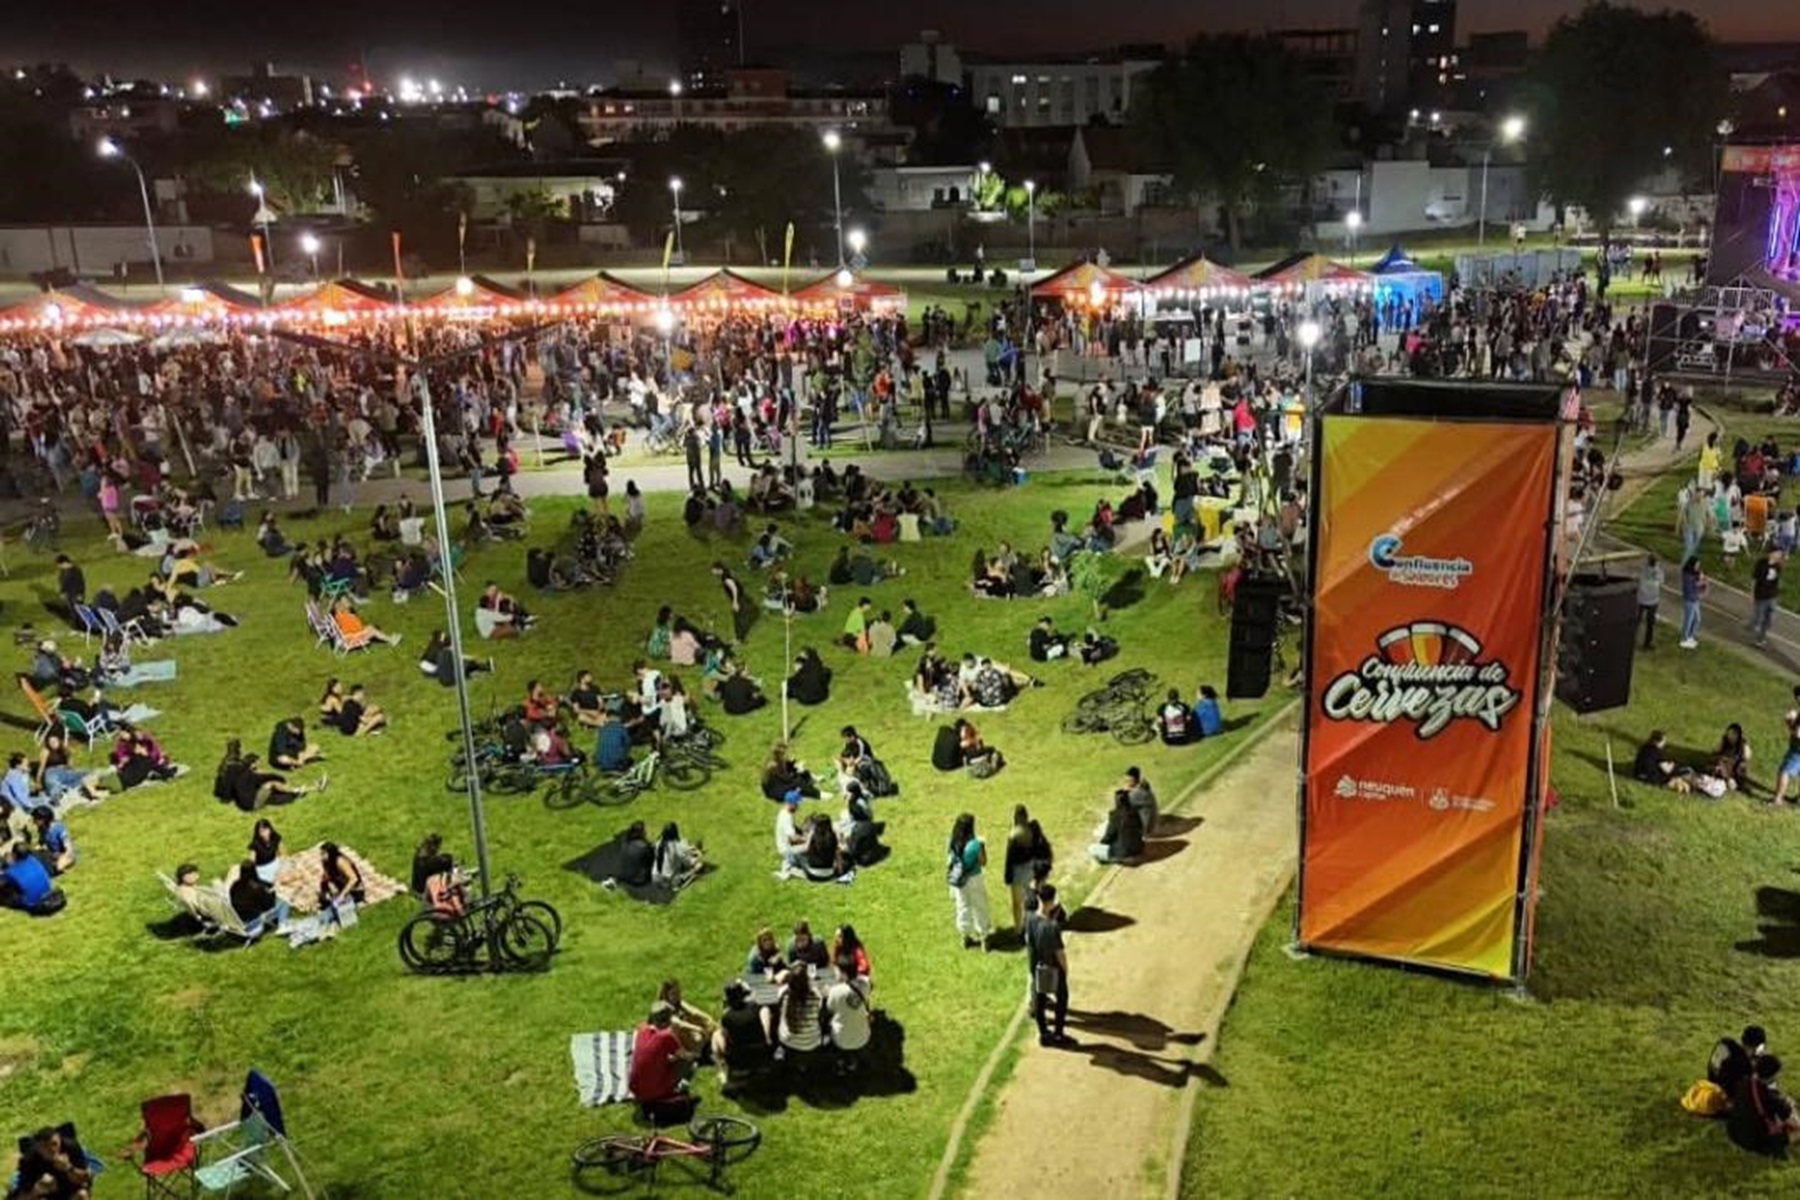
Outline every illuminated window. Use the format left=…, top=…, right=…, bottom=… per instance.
left=1011, top=74, right=1028, bottom=85
left=1428, top=23, right=1439, bottom=33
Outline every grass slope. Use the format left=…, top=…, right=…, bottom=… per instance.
left=0, top=470, right=1269, bottom=1199
left=1182, top=623, right=1800, bottom=1199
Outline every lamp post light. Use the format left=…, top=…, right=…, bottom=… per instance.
left=1023, top=179, right=1037, bottom=270
left=299, top=233, right=321, bottom=280
left=822, top=129, right=845, bottom=268
left=668, top=176, right=685, bottom=265
left=1479, top=114, right=1526, bottom=250
left=97, top=138, right=164, bottom=292
left=846, top=226, right=867, bottom=264
left=1298, top=318, right=1323, bottom=400
left=1344, top=210, right=1363, bottom=266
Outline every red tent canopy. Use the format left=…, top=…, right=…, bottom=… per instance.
left=414, top=274, right=526, bottom=311
left=1254, top=252, right=1371, bottom=289
left=1146, top=255, right=1255, bottom=296
left=143, top=281, right=262, bottom=318
left=1029, top=260, right=1142, bottom=302
left=551, top=272, right=656, bottom=312
left=0, top=286, right=123, bottom=326
left=276, top=278, right=397, bottom=315
left=670, top=269, right=785, bottom=310
left=791, top=273, right=908, bottom=311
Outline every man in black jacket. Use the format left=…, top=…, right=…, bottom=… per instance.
left=1025, top=885, right=1072, bottom=1048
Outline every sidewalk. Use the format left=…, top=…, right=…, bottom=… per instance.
left=947, top=719, right=1300, bottom=1200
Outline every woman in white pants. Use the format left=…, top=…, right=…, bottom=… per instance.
left=947, top=812, right=991, bottom=950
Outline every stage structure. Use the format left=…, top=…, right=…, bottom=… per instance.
left=1295, top=379, right=1572, bottom=984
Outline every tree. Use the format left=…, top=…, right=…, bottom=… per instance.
left=503, top=188, right=565, bottom=242
left=183, top=129, right=340, bottom=215
left=1133, top=34, right=1334, bottom=250
left=1525, top=2, right=1726, bottom=241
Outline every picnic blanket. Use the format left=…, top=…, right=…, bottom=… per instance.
left=275, top=844, right=405, bottom=915
left=570, top=1031, right=635, bottom=1106
left=564, top=835, right=676, bottom=905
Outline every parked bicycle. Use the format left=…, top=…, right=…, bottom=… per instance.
left=571, top=1114, right=760, bottom=1194
left=1060, top=668, right=1159, bottom=745
left=397, top=873, right=561, bottom=974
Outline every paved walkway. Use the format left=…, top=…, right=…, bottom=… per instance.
left=945, top=718, right=1300, bottom=1200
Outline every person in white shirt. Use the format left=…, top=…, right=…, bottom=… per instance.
left=824, top=957, right=872, bottom=1059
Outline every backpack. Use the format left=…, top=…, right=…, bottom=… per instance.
left=945, top=845, right=967, bottom=887
left=966, top=751, right=1003, bottom=780
left=1681, top=1079, right=1729, bottom=1117
left=30, top=888, right=67, bottom=917
left=856, top=756, right=898, bottom=798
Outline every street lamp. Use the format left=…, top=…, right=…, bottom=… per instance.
left=299, top=233, right=321, bottom=280
left=1024, top=179, right=1037, bottom=270
left=454, top=275, right=475, bottom=297
left=1628, top=195, right=1649, bottom=228
left=1344, top=210, right=1363, bottom=265
left=1298, top=318, right=1323, bottom=399
left=1479, top=115, right=1526, bottom=249
left=846, top=227, right=867, bottom=260
left=97, top=138, right=165, bottom=291
left=823, top=130, right=845, bottom=268
left=668, top=176, right=685, bottom=264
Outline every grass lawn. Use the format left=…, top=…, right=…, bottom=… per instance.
left=1181, top=582, right=1800, bottom=1198
left=0, top=467, right=1271, bottom=1199
left=1612, top=413, right=1800, bottom=607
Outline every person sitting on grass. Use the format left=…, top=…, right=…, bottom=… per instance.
left=249, top=818, right=283, bottom=883
left=1028, top=616, right=1069, bottom=662
left=1633, top=730, right=1694, bottom=793
left=763, top=742, right=822, bottom=801
left=786, top=648, right=833, bottom=707
left=256, top=511, right=293, bottom=558
left=747, top=524, right=792, bottom=570
left=228, top=855, right=290, bottom=931
left=1158, top=688, right=1194, bottom=745
left=30, top=807, right=75, bottom=874
left=654, top=822, right=705, bottom=891
left=716, top=662, right=768, bottom=716
left=13, top=1123, right=94, bottom=1198
left=34, top=730, right=112, bottom=807
left=897, top=598, right=936, bottom=647
left=840, top=597, right=874, bottom=652
left=215, top=740, right=321, bottom=811
left=418, top=631, right=494, bottom=685
left=1711, top=1025, right=1770, bottom=1106
left=1090, top=790, right=1146, bottom=864
left=317, top=841, right=366, bottom=910
left=773, top=794, right=811, bottom=879
left=1125, top=767, right=1159, bottom=836
left=656, top=978, right=718, bottom=1060
left=957, top=718, right=1003, bottom=774
left=824, top=955, right=873, bottom=1069
left=1716, top=723, right=1754, bottom=794
left=331, top=595, right=401, bottom=648
left=1194, top=685, right=1224, bottom=738
left=0, top=843, right=57, bottom=913
left=269, top=717, right=325, bottom=770
left=776, top=968, right=825, bottom=1064
left=475, top=581, right=534, bottom=640
left=594, top=709, right=633, bottom=773
left=629, top=1002, right=697, bottom=1123
left=787, top=919, right=831, bottom=971
left=109, top=725, right=181, bottom=790
left=713, top=981, right=772, bottom=1093
left=1728, top=1055, right=1800, bottom=1156
left=370, top=505, right=400, bottom=542
left=610, top=820, right=656, bottom=893
left=319, top=678, right=387, bottom=737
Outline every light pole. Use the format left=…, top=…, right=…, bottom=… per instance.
left=97, top=139, right=164, bottom=292
left=822, top=130, right=845, bottom=268
left=1344, top=210, right=1363, bottom=266
left=300, top=233, right=321, bottom=280
left=1298, top=318, right=1322, bottom=402
left=668, top=177, right=685, bottom=265
left=1024, top=179, right=1037, bottom=270
left=1479, top=114, right=1526, bottom=249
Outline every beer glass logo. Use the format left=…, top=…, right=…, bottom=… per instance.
left=1321, top=620, right=1522, bottom=739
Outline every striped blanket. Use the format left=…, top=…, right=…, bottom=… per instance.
left=570, top=1031, right=635, bottom=1106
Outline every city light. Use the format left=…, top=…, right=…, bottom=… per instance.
left=248, top=179, right=264, bottom=198
left=669, top=177, right=683, bottom=194
left=822, top=130, right=841, bottom=153
left=299, top=234, right=321, bottom=255
left=179, top=287, right=205, bottom=305
left=1298, top=320, right=1322, bottom=350
left=669, top=80, right=683, bottom=96
left=846, top=228, right=867, bottom=255
left=1628, top=196, right=1649, bottom=216
left=1345, top=211, right=1363, bottom=231
left=191, top=80, right=209, bottom=98
left=95, top=138, right=120, bottom=158
left=654, top=307, right=675, bottom=333
left=835, top=268, right=854, bottom=288
left=454, top=276, right=475, bottom=297
left=1024, top=179, right=1036, bottom=194
left=1500, top=114, right=1526, bottom=143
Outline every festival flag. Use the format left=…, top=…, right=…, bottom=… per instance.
left=250, top=233, right=265, bottom=276
left=662, top=230, right=675, bottom=274
left=526, top=236, right=537, bottom=277
left=391, top=231, right=405, bottom=288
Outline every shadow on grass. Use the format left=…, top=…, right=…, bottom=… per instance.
left=1735, top=886, right=1800, bottom=958
left=728, top=1012, right=918, bottom=1115
left=1134, top=839, right=1189, bottom=865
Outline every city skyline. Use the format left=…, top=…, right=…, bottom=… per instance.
left=4, top=0, right=1798, bottom=90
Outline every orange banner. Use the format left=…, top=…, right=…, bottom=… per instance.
left=1298, top=414, right=1558, bottom=979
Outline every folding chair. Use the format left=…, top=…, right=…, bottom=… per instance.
left=127, top=1093, right=201, bottom=1200
left=302, top=601, right=332, bottom=650
left=60, top=708, right=118, bottom=752
left=18, top=678, right=59, bottom=743
left=157, top=872, right=220, bottom=936
left=193, top=1071, right=318, bottom=1199
left=72, top=602, right=105, bottom=644
left=189, top=889, right=277, bottom=947
left=98, top=605, right=154, bottom=647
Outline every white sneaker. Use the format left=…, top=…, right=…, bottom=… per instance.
left=1679, top=638, right=1697, bottom=649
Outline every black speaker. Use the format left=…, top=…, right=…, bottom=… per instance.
left=1556, top=575, right=1637, bottom=714
left=1227, top=576, right=1287, bottom=699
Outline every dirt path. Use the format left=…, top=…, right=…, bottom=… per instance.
left=947, top=717, right=1300, bottom=1200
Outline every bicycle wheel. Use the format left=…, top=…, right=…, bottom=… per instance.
left=514, top=900, right=564, bottom=950
left=688, top=1115, right=761, bottom=1163
left=661, top=756, right=711, bottom=792
left=543, top=769, right=591, bottom=811
left=399, top=913, right=464, bottom=973
left=1075, top=688, right=1115, bottom=714
left=1111, top=712, right=1157, bottom=746
left=572, top=1135, right=653, bottom=1191
left=1061, top=710, right=1103, bottom=736
left=1107, top=668, right=1152, bottom=691
left=490, top=764, right=540, bottom=795
left=446, top=767, right=473, bottom=793
left=495, top=912, right=555, bottom=970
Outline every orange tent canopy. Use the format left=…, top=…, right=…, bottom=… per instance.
left=144, top=281, right=262, bottom=317
left=414, top=274, right=526, bottom=311
left=276, top=278, right=396, bottom=314
left=791, top=273, right=908, bottom=310
left=1254, top=252, right=1371, bottom=287
left=671, top=269, right=784, bottom=309
left=1146, top=255, right=1255, bottom=294
left=1029, top=260, right=1142, bottom=300
left=550, top=272, right=656, bottom=310
left=0, top=286, right=123, bottom=325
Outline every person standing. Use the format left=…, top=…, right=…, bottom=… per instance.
left=1699, top=431, right=1723, bottom=491
left=1750, top=549, right=1784, bottom=648
left=946, top=812, right=991, bottom=949
left=683, top=423, right=704, bottom=492
left=1636, top=555, right=1663, bottom=650
left=1772, top=688, right=1800, bottom=806
left=1025, top=884, right=1072, bottom=1048
left=1674, top=392, right=1692, bottom=449
left=712, top=561, right=752, bottom=643
left=707, top=417, right=724, bottom=490
left=1679, top=555, right=1706, bottom=649
left=1678, top=484, right=1711, bottom=562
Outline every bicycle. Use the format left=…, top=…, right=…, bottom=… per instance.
left=1061, top=669, right=1160, bottom=745
left=571, top=1114, right=760, bottom=1195
left=397, top=873, right=561, bottom=974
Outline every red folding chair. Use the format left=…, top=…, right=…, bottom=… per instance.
left=127, top=1093, right=201, bottom=1199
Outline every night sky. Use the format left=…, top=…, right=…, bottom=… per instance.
left=4, top=0, right=1797, bottom=90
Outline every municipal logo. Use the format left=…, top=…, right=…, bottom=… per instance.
left=1369, top=534, right=1473, bottom=590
